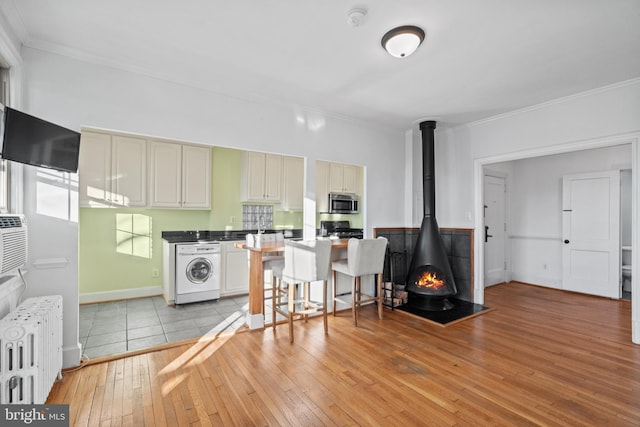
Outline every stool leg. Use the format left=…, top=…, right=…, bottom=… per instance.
left=377, top=273, right=383, bottom=320
left=352, top=276, right=357, bottom=326
left=332, top=270, right=337, bottom=316
left=304, top=282, right=310, bottom=323
left=272, top=274, right=277, bottom=329
left=288, top=282, right=295, bottom=343
left=323, top=279, right=328, bottom=334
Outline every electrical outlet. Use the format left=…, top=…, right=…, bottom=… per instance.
left=230, top=216, right=235, bottom=223
left=543, top=264, right=547, bottom=270
left=152, top=269, right=160, bottom=277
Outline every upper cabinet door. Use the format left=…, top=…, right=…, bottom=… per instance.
left=281, top=156, right=304, bottom=211
left=149, top=140, right=182, bottom=208
left=316, top=161, right=330, bottom=213
left=328, top=162, right=359, bottom=193
left=342, top=164, right=358, bottom=193
left=243, top=151, right=282, bottom=202
left=181, top=144, right=211, bottom=208
left=328, top=162, right=344, bottom=193
left=79, top=131, right=112, bottom=207
left=263, top=154, right=282, bottom=201
left=150, top=141, right=211, bottom=209
left=245, top=151, right=267, bottom=201
left=111, top=135, right=147, bottom=207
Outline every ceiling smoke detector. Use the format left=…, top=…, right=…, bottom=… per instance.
left=346, top=7, right=368, bottom=27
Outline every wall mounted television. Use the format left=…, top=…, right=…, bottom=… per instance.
left=0, top=106, right=81, bottom=173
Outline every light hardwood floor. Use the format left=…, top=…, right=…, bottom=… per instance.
left=48, top=282, right=640, bottom=426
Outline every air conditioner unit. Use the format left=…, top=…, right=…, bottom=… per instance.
left=0, top=215, right=27, bottom=276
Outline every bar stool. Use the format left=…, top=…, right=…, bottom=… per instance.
left=272, top=239, right=332, bottom=343
left=263, top=255, right=283, bottom=322
left=246, top=232, right=284, bottom=321
left=331, top=237, right=388, bottom=326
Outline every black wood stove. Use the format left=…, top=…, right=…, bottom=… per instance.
left=406, top=121, right=458, bottom=310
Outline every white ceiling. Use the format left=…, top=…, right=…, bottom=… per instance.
left=2, top=0, right=639, bottom=130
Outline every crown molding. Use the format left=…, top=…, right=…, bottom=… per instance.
left=458, top=77, right=640, bottom=130
left=0, top=3, right=25, bottom=67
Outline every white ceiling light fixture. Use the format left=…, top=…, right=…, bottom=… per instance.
left=381, top=25, right=425, bottom=58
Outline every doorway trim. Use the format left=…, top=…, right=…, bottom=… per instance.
left=472, top=132, right=639, bottom=344
left=483, top=170, right=508, bottom=286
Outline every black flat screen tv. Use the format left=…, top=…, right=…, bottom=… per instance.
left=1, top=106, right=81, bottom=173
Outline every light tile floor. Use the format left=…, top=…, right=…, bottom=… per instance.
left=80, top=295, right=250, bottom=359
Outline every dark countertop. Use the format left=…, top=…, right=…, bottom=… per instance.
left=161, top=229, right=303, bottom=244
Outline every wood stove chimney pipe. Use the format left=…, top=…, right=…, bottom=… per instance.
left=419, top=120, right=437, bottom=218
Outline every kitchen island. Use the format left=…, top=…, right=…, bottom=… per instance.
left=236, top=239, right=349, bottom=329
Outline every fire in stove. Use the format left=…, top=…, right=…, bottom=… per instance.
left=415, top=269, right=445, bottom=290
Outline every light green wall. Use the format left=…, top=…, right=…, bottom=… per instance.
left=210, top=146, right=244, bottom=230
left=79, top=146, right=304, bottom=295
left=79, top=208, right=211, bottom=293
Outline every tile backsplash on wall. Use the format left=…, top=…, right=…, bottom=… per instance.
left=242, top=205, right=273, bottom=230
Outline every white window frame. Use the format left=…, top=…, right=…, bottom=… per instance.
left=0, top=67, right=11, bottom=213
left=0, top=67, right=10, bottom=213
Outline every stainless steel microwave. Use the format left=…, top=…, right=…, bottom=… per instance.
left=328, top=193, right=359, bottom=214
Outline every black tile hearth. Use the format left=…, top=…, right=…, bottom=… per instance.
left=396, top=298, right=492, bottom=326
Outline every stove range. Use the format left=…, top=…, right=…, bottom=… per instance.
left=319, top=220, right=363, bottom=239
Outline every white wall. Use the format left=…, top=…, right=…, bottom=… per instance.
left=19, top=47, right=406, bottom=367
left=432, top=80, right=640, bottom=227
left=427, top=78, right=640, bottom=344
left=491, top=145, right=632, bottom=288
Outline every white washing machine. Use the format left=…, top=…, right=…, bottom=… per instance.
left=175, top=242, right=221, bottom=304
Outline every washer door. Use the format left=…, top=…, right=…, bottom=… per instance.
left=186, top=257, right=213, bottom=284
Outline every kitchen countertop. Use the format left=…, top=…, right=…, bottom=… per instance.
left=161, top=229, right=303, bottom=244
left=235, top=238, right=349, bottom=251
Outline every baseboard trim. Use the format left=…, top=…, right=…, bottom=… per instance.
left=79, top=286, right=163, bottom=304
left=63, top=342, right=82, bottom=369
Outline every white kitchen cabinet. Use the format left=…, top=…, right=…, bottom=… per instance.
left=149, top=140, right=181, bottom=208
left=243, top=151, right=282, bottom=202
left=316, top=160, right=361, bottom=213
left=222, top=242, right=249, bottom=296
left=79, top=131, right=147, bottom=207
left=162, top=240, right=176, bottom=305
left=182, top=144, right=211, bottom=208
left=281, top=155, right=304, bottom=211
left=149, top=141, right=211, bottom=209
left=79, top=131, right=111, bottom=207
left=316, top=160, right=330, bottom=213
left=329, top=162, right=358, bottom=193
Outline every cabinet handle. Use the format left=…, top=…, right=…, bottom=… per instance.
left=564, top=239, right=570, bottom=244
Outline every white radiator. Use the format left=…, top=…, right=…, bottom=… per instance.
left=0, top=295, right=63, bottom=404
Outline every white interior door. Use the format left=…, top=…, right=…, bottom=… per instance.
left=484, top=174, right=507, bottom=287
left=562, top=171, right=620, bottom=298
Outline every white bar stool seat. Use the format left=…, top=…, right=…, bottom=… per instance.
left=272, top=239, right=332, bottom=343
left=331, top=237, right=388, bottom=326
